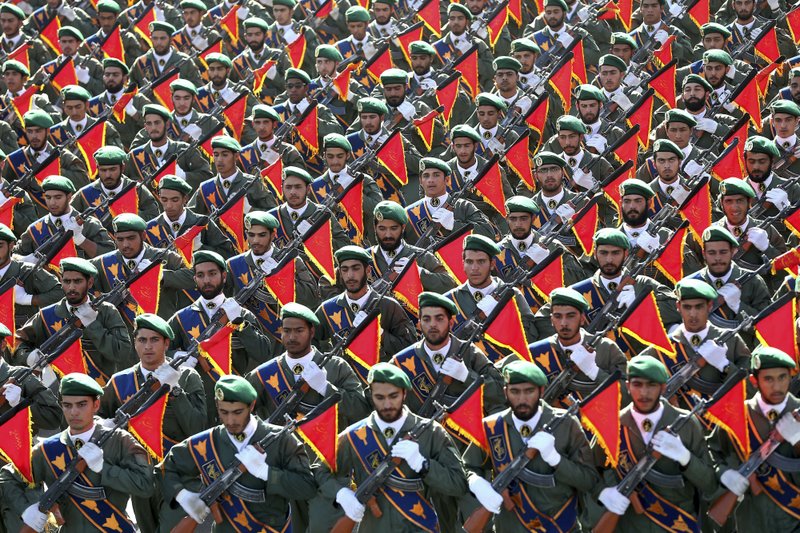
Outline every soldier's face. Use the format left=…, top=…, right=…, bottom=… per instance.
left=543, top=6, right=565, bottom=27
left=383, top=84, right=406, bottom=107
left=465, top=0, right=486, bottom=14
left=504, top=382, right=542, bottom=421
left=103, top=67, right=127, bottom=94
left=272, top=5, right=293, bottom=25
left=621, top=195, right=648, bottom=227
left=360, top=112, right=382, bottom=134
left=551, top=305, right=582, bottom=343
left=144, top=115, right=167, bottom=143
left=494, top=69, right=517, bottom=93
left=703, top=241, right=734, bottom=277
left=246, top=226, right=274, bottom=255
left=182, top=7, right=202, bottom=26
left=666, top=123, right=691, bottom=148
left=772, top=113, right=800, bottom=139
left=208, top=64, right=230, bottom=87
left=286, top=79, right=308, bottom=103
left=626, top=378, right=664, bottom=414
left=463, top=250, right=492, bottom=287
left=315, top=57, right=337, bottom=78
left=594, top=245, right=627, bottom=277
left=506, top=212, right=533, bottom=240
left=578, top=100, right=600, bottom=124
left=216, top=401, right=254, bottom=435
left=44, top=190, right=71, bottom=217
left=245, top=27, right=266, bottom=49
left=25, top=127, right=48, bottom=150
left=158, top=189, right=187, bottom=219
left=373, top=3, right=393, bottom=23
left=598, top=66, right=622, bottom=91
left=610, top=44, right=633, bottom=62
left=58, top=36, right=79, bottom=56
left=452, top=138, right=476, bottom=164
left=0, top=241, right=10, bottom=268
left=654, top=153, right=680, bottom=181
left=420, top=307, right=452, bottom=346
left=447, top=12, right=468, bottom=34
left=753, top=367, right=791, bottom=405
left=172, top=91, right=194, bottom=115
left=677, top=298, right=711, bottom=332
left=113, top=230, right=144, bottom=259
left=0, top=13, right=21, bottom=36
left=339, top=259, right=369, bottom=293
left=324, top=147, right=348, bottom=173
left=702, top=34, right=726, bottom=50
left=282, top=176, right=309, bottom=208
left=63, top=99, right=87, bottom=122
left=703, top=62, right=727, bottom=88
left=640, top=0, right=662, bottom=23
left=420, top=169, right=448, bottom=197
left=410, top=53, right=433, bottom=75
left=347, top=21, right=368, bottom=40
left=557, top=131, right=582, bottom=155
left=151, top=32, right=172, bottom=55
left=791, top=77, right=800, bottom=101
left=134, top=328, right=168, bottom=369
left=535, top=165, right=563, bottom=193
left=370, top=382, right=406, bottom=423
left=733, top=0, right=755, bottom=20
left=512, top=51, right=536, bottom=72
left=2, top=70, right=24, bottom=93
left=97, top=164, right=123, bottom=189
left=193, top=262, right=226, bottom=299
left=62, top=271, right=93, bottom=305
left=745, top=152, right=772, bottom=181
left=682, top=84, right=708, bottom=113
left=476, top=106, right=499, bottom=129
left=281, top=317, right=314, bottom=356
left=213, top=149, right=237, bottom=176
left=61, top=396, right=100, bottom=433
left=98, top=11, right=116, bottom=32
left=375, top=219, right=403, bottom=250
left=721, top=194, right=749, bottom=225
left=253, top=117, right=277, bottom=139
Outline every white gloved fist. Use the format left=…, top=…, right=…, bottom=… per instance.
left=716, top=284, right=741, bottom=314
left=599, top=487, right=630, bottom=515
left=697, top=340, right=729, bottom=372
left=237, top=4, right=250, bottom=19
left=352, top=310, right=368, bottom=327
left=523, top=243, right=550, bottom=264
left=528, top=431, right=561, bottom=466
left=610, top=92, right=633, bottom=111
left=572, top=168, right=595, bottom=190
left=695, top=117, right=719, bottom=134
left=568, top=344, right=599, bottom=380
left=776, top=412, right=800, bottom=445
left=265, top=63, right=278, bottom=80
left=616, top=285, right=636, bottom=308
left=431, top=208, right=455, bottom=230
left=26, top=349, right=44, bottom=367
left=636, top=231, right=660, bottom=254
left=2, top=383, right=21, bottom=407
left=468, top=476, right=503, bottom=513
left=22, top=504, right=47, bottom=532
left=576, top=5, right=590, bottom=21
left=63, top=217, right=86, bottom=245
left=419, top=78, right=437, bottom=91
left=683, top=160, right=704, bottom=178
left=721, top=469, right=749, bottom=496
left=766, top=188, right=790, bottom=211
left=336, top=487, right=365, bottom=522
left=556, top=32, right=574, bottom=48
left=670, top=183, right=690, bottom=205
left=301, top=361, right=328, bottom=395
left=124, top=99, right=137, bottom=116
left=746, top=227, right=769, bottom=252
left=391, top=439, right=425, bottom=472
left=392, top=256, right=410, bottom=273
left=235, top=444, right=270, bottom=480
left=220, top=87, right=238, bottom=103
left=792, top=144, right=800, bottom=159
left=75, top=302, right=98, bottom=326
left=75, top=66, right=90, bottom=84
left=296, top=220, right=312, bottom=236
left=767, top=0, right=780, bottom=10
left=221, top=299, right=242, bottom=321
left=723, top=101, right=736, bottom=113
left=585, top=135, right=607, bottom=153
left=154, top=363, right=181, bottom=390
left=455, top=37, right=472, bottom=53
left=441, top=357, right=469, bottom=382
left=726, top=63, right=737, bottom=80
left=58, top=3, right=77, bottom=19
left=476, top=294, right=499, bottom=317
left=653, top=29, right=669, bottom=45
left=651, top=430, right=691, bottom=466
left=555, top=203, right=575, bottom=221
left=77, top=442, right=104, bottom=473
left=623, top=71, right=642, bottom=87
left=522, top=73, right=542, bottom=90
left=176, top=488, right=210, bottom=524
left=485, top=136, right=505, bottom=154
left=397, top=101, right=416, bottom=122
left=183, top=124, right=203, bottom=141
left=668, top=2, right=682, bottom=16
left=175, top=350, right=197, bottom=370
left=13, top=284, right=33, bottom=306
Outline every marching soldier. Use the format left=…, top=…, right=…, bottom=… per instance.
left=433, top=3, right=495, bottom=91
left=81, top=1, right=143, bottom=68
left=231, top=17, right=287, bottom=104
left=470, top=92, right=522, bottom=160
left=743, top=135, right=800, bottom=225
left=641, top=111, right=705, bottom=186
left=309, top=44, right=367, bottom=129
left=172, top=0, right=220, bottom=54
left=238, top=104, right=305, bottom=175
left=263, top=0, right=321, bottom=76
left=86, top=59, right=151, bottom=149
left=35, top=27, right=104, bottom=100
left=129, top=21, right=204, bottom=89
left=407, top=40, right=472, bottom=123
left=49, top=84, right=123, bottom=152
left=526, top=152, right=583, bottom=250
left=194, top=53, right=258, bottom=145
left=0, top=59, right=55, bottom=150
left=763, top=100, right=800, bottom=177
left=0, top=4, right=52, bottom=77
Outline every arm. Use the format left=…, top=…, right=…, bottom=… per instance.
left=82, top=304, right=135, bottom=371
left=101, top=429, right=154, bottom=498
left=265, top=431, right=317, bottom=500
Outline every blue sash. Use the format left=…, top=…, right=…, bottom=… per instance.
left=40, top=305, right=106, bottom=384
left=494, top=248, right=543, bottom=312
left=109, top=370, right=176, bottom=456
left=393, top=347, right=437, bottom=406
left=571, top=279, right=637, bottom=357
left=254, top=358, right=295, bottom=408
left=227, top=254, right=282, bottom=341
left=129, top=146, right=159, bottom=181
left=320, top=298, right=354, bottom=338
left=405, top=200, right=435, bottom=239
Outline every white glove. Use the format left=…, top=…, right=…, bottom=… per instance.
left=623, top=71, right=642, bottom=87
left=616, top=285, right=636, bottom=308
left=75, top=302, right=98, bottom=326
left=528, top=431, right=561, bottom=466
left=576, top=5, right=590, bottom=21
left=766, top=188, right=790, bottom=211
left=13, top=284, right=33, bottom=306
left=485, top=136, right=505, bottom=154
left=135, top=258, right=152, bottom=271
left=77, top=442, right=104, bottom=473
left=22, top=504, right=47, bottom=532
left=26, top=349, right=44, bottom=367
left=153, top=363, right=181, bottom=390
left=58, top=3, right=76, bottom=19
left=237, top=4, right=250, bottom=19
left=585, top=135, right=607, bottom=153
left=599, top=487, right=630, bottom=515
left=431, top=208, right=455, bottom=230
left=726, top=63, right=737, bottom=80
left=568, top=344, right=599, bottom=380
left=221, top=299, right=243, bottom=320
left=100, top=417, right=116, bottom=429
left=301, top=361, right=328, bottom=395
left=362, top=40, right=377, bottom=59
left=75, top=66, right=90, bottom=84
left=746, top=227, right=769, bottom=252
left=697, top=340, right=729, bottom=372
left=352, top=310, right=368, bottom=327
left=175, top=350, right=197, bottom=370
left=419, top=78, right=437, bottom=91
left=668, top=2, right=682, bottom=17
left=723, top=101, right=736, bottom=113
left=556, top=32, right=574, bottom=48
left=266, top=63, right=278, bottom=80
left=329, top=4, right=340, bottom=17
left=767, top=0, right=780, bottom=10
left=391, top=439, right=425, bottom=472
left=184, top=124, right=203, bottom=141
left=455, top=37, right=472, bottom=53
left=336, top=487, right=365, bottom=522
left=522, top=73, right=542, bottom=90
left=176, top=488, right=210, bottom=524
left=63, top=217, right=86, bottom=245
left=124, top=99, right=137, bottom=116
left=235, top=444, right=270, bottom=480
left=523, top=243, right=550, bottom=264
left=2, top=383, right=21, bottom=407
left=441, top=357, right=469, bottom=382
left=468, top=476, right=503, bottom=513
left=296, top=220, right=312, bottom=236
left=476, top=294, right=499, bottom=317
left=670, top=183, right=690, bottom=205
left=793, top=145, right=800, bottom=159
left=555, top=203, right=575, bottom=221
left=683, top=160, right=704, bottom=178
left=721, top=469, right=749, bottom=496
left=651, top=430, right=691, bottom=466
left=777, top=412, right=800, bottom=444
left=397, top=101, right=416, bottom=122
left=572, top=168, right=595, bottom=190
left=716, top=284, right=741, bottom=314
left=695, top=117, right=719, bottom=134
left=392, top=257, right=410, bottom=273
left=636, top=231, right=660, bottom=254
left=19, top=253, right=38, bottom=264
left=610, top=92, right=633, bottom=111
left=653, top=29, right=669, bottom=45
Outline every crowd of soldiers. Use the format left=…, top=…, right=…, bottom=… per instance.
left=0, top=0, right=799, bottom=529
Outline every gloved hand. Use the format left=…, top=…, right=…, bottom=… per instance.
left=793, top=144, right=800, bottom=159
left=265, top=63, right=278, bottom=80
left=576, top=5, right=590, bottom=20
left=220, top=87, right=238, bottom=103
left=236, top=4, right=249, bottom=19
left=296, top=220, right=312, bottom=236
left=468, top=476, right=503, bottom=513
left=572, top=168, right=595, bottom=190
left=721, top=469, right=749, bottom=496
left=154, top=363, right=181, bottom=390
left=26, top=349, right=44, bottom=367
left=362, top=40, right=377, bottom=59
left=221, top=299, right=243, bottom=321
left=14, top=284, right=33, bottom=306
left=767, top=0, right=780, bottom=10
left=599, top=487, right=630, bottom=515
left=776, top=412, right=800, bottom=445
left=432, top=208, right=455, bottom=230
left=397, top=101, right=416, bottom=122
left=176, top=350, right=197, bottom=370
left=2, top=383, right=21, bottom=407
left=695, top=117, right=719, bottom=134
left=301, top=361, right=328, bottom=395
left=176, top=488, right=210, bottom=524
left=569, top=344, right=599, bottom=380
left=555, top=203, right=575, bottom=221
left=668, top=2, right=682, bottom=16
left=63, top=217, right=86, bottom=245
left=653, top=29, right=669, bottom=45
left=669, top=183, right=690, bottom=205
left=485, top=136, right=505, bottom=154
left=766, top=188, right=790, bottom=211
left=528, top=431, right=561, bottom=466
left=522, top=73, right=542, bottom=90
left=476, top=293, right=499, bottom=317
left=585, top=135, right=607, bottom=153
left=58, top=3, right=76, bottom=19
left=556, top=32, right=573, bottom=48
left=636, top=231, right=660, bottom=254
left=623, top=71, right=642, bottom=87
left=235, top=444, right=270, bottom=480
left=391, top=439, right=425, bottom=472
left=76, top=66, right=90, bottom=84
left=329, top=4, right=340, bottom=17
left=419, top=77, right=437, bottom=91
left=392, top=257, right=410, bottom=273
left=124, top=99, right=137, bottom=116
left=652, top=430, right=691, bottom=466
left=336, top=487, right=365, bottom=522
left=75, top=302, right=98, bottom=326
left=78, top=442, right=104, bottom=473
left=184, top=124, right=203, bottom=141
left=726, top=63, right=737, bottom=80
left=616, top=285, right=636, bottom=308
left=441, top=357, right=469, bottom=382
left=22, top=504, right=47, bottom=532
left=610, top=92, right=633, bottom=110
left=523, top=243, right=550, bottom=264
left=723, top=101, right=737, bottom=113
left=683, top=160, right=704, bottom=178
left=138, top=258, right=152, bottom=270
left=716, top=284, right=741, bottom=314
left=100, top=417, right=116, bottom=429
left=18, top=253, right=38, bottom=264
left=454, top=37, right=472, bottom=53
left=746, top=227, right=769, bottom=252
left=352, top=310, right=369, bottom=327
left=697, top=340, right=729, bottom=372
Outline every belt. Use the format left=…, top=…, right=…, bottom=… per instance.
left=227, top=481, right=267, bottom=503
left=516, top=469, right=556, bottom=488
left=67, top=482, right=108, bottom=501
left=766, top=452, right=800, bottom=473
left=645, top=469, right=685, bottom=489
left=685, top=375, right=722, bottom=396
left=385, top=474, right=424, bottom=492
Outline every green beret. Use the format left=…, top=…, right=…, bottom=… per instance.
left=447, top=2, right=473, bottom=20
left=627, top=355, right=669, bottom=383
left=550, top=287, right=589, bottom=311
left=315, top=44, right=343, bottom=61
left=380, top=68, right=409, bottom=86
left=243, top=17, right=269, bottom=31
left=373, top=200, right=408, bottom=224
left=335, top=245, right=371, bottom=265
left=502, top=360, right=547, bottom=386
left=134, top=313, right=175, bottom=340
left=179, top=0, right=206, bottom=10
left=58, top=26, right=84, bottom=41
left=0, top=4, right=25, bottom=20
left=372, top=0, right=394, bottom=5
left=205, top=52, right=232, bottom=68
left=170, top=78, right=197, bottom=95
left=511, top=38, right=540, bottom=54
left=701, top=226, right=739, bottom=247
left=244, top=211, right=279, bottom=230
left=533, top=150, right=567, bottom=169
left=791, top=68, right=800, bottom=79
left=158, top=175, right=193, bottom=195
left=418, top=291, right=457, bottom=315
left=60, top=373, right=104, bottom=397
left=323, top=132, right=352, bottom=152
left=544, top=0, right=568, bottom=10
left=408, top=40, right=436, bottom=56
left=2, top=60, right=28, bottom=77
left=96, top=0, right=121, bottom=13
left=23, top=110, right=53, bottom=129
left=149, top=21, right=176, bottom=35
left=665, top=108, right=697, bottom=128
left=93, top=146, right=127, bottom=166
left=61, top=85, right=91, bottom=102
left=703, top=49, right=733, bottom=66
left=60, top=257, right=97, bottom=277
left=102, top=57, right=129, bottom=74
left=450, top=124, right=481, bottom=143
left=192, top=250, right=226, bottom=270
left=464, top=234, right=501, bottom=257
left=719, top=177, right=755, bottom=198
left=594, top=228, right=630, bottom=250
left=493, top=56, right=522, bottom=72
left=619, top=178, right=654, bottom=199
left=272, top=0, right=296, bottom=7
left=599, top=54, right=627, bottom=72
left=652, top=138, right=684, bottom=159
left=112, top=213, right=147, bottom=233
left=357, top=97, right=388, bottom=116
left=250, top=104, right=281, bottom=122
left=675, top=278, right=717, bottom=301
left=368, top=362, right=412, bottom=389
left=683, top=73, right=712, bottom=92
left=280, top=302, right=320, bottom=326
left=556, top=115, right=587, bottom=134
left=771, top=100, right=800, bottom=118
left=419, top=157, right=451, bottom=175
left=744, top=135, right=780, bottom=158
left=476, top=92, right=507, bottom=111
left=751, top=346, right=797, bottom=372
left=42, top=176, right=76, bottom=194
left=214, top=375, right=257, bottom=404
left=0, top=223, right=16, bottom=242
left=701, top=22, right=731, bottom=39
left=345, top=5, right=370, bottom=21
left=285, top=67, right=311, bottom=83
left=610, top=32, right=637, bottom=49
left=283, top=166, right=313, bottom=184
left=505, top=195, right=539, bottom=214
left=575, top=84, right=606, bottom=102
left=142, top=104, right=172, bottom=121
left=211, top=135, right=242, bottom=153
left=0, top=322, right=11, bottom=338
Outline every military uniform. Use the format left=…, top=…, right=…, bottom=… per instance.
left=129, top=48, right=204, bottom=89
left=145, top=208, right=236, bottom=266
left=130, top=110, right=223, bottom=149
left=71, top=177, right=161, bottom=231
left=87, top=90, right=152, bottom=150
left=0, top=358, right=61, bottom=431
left=367, top=241, right=457, bottom=296
left=125, top=139, right=213, bottom=192
left=14, top=210, right=115, bottom=259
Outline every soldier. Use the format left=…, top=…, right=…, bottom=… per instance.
left=628, top=0, right=692, bottom=64
left=0, top=174, right=38, bottom=239
left=99, top=313, right=205, bottom=533
left=743, top=135, right=800, bottom=224
left=232, top=17, right=287, bottom=104
left=35, top=27, right=103, bottom=100
left=527, top=0, right=602, bottom=68
left=87, top=59, right=150, bottom=149
left=640, top=110, right=706, bottom=186
left=764, top=100, right=800, bottom=178
left=682, top=27, right=749, bottom=85
left=25, top=0, right=95, bottom=39
left=310, top=44, right=367, bottom=129
left=471, top=93, right=521, bottom=161
left=671, top=74, right=737, bottom=149
left=464, top=0, right=513, bottom=56
left=172, top=0, right=220, bottom=54
left=565, top=84, right=625, bottom=155
left=464, top=360, right=600, bottom=532
left=7, top=373, right=152, bottom=533
left=596, top=54, right=643, bottom=124
left=129, top=21, right=204, bottom=89
left=49, top=85, right=123, bottom=153
left=527, top=152, right=582, bottom=250
left=511, top=38, right=542, bottom=90
left=645, top=139, right=697, bottom=220
left=406, top=41, right=472, bottom=127
left=118, top=0, right=183, bottom=30
left=335, top=7, right=379, bottom=65
left=433, top=3, right=495, bottom=91
left=81, top=1, right=143, bottom=68
left=160, top=375, right=316, bottom=531
left=726, top=0, right=797, bottom=60
left=0, top=4, right=52, bottom=77
left=263, top=0, right=321, bottom=76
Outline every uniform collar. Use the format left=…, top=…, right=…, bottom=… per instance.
left=755, top=392, right=788, bottom=422
left=630, top=402, right=664, bottom=444
left=511, top=410, right=542, bottom=443
left=423, top=338, right=452, bottom=372
left=373, top=407, right=409, bottom=445
left=345, top=288, right=372, bottom=312
left=226, top=415, right=258, bottom=451
left=199, top=294, right=225, bottom=316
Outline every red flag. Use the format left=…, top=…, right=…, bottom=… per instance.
left=0, top=284, right=14, bottom=350
left=703, top=377, right=749, bottom=457
left=688, top=0, right=709, bottom=28
left=443, top=382, right=488, bottom=451
left=218, top=195, right=247, bottom=252
left=453, top=46, right=479, bottom=99
left=392, top=260, right=423, bottom=315
left=548, top=57, right=573, bottom=113
left=484, top=297, right=533, bottom=362
left=128, top=393, right=168, bottom=460
left=51, top=58, right=78, bottom=92
left=649, top=60, right=677, bottom=108
left=7, top=42, right=30, bottom=70
left=417, top=0, right=441, bottom=37
left=375, top=130, right=409, bottom=186
left=754, top=25, right=780, bottom=64
left=434, top=226, right=472, bottom=284
left=286, top=31, right=307, bottom=69
left=580, top=378, right=621, bottom=467
left=339, top=179, right=365, bottom=239
left=607, top=131, right=640, bottom=208
left=297, top=401, right=338, bottom=471
left=75, top=122, right=108, bottom=177
left=524, top=94, right=549, bottom=151
left=100, top=25, right=125, bottom=63
left=108, top=186, right=139, bottom=218
left=473, top=157, right=507, bottom=216
left=723, top=122, right=747, bottom=167
left=150, top=158, right=176, bottom=187
left=264, top=259, right=296, bottom=305
left=261, top=158, right=283, bottom=199
left=133, top=4, right=156, bottom=46
left=218, top=5, right=240, bottom=42
left=529, top=253, right=565, bottom=301
left=199, top=322, right=238, bottom=376
left=0, top=406, right=34, bottom=483
left=345, top=312, right=382, bottom=382
left=222, top=94, right=248, bottom=141
left=487, top=5, right=508, bottom=50
left=435, top=73, right=462, bottom=126
left=625, top=92, right=655, bottom=150
left=732, top=74, right=762, bottom=130
left=314, top=0, right=334, bottom=18
left=332, top=61, right=360, bottom=101
left=653, top=223, right=689, bottom=285
left=711, top=142, right=744, bottom=181
left=618, top=290, right=676, bottom=356
left=772, top=246, right=800, bottom=275
left=303, top=218, right=336, bottom=283
left=173, top=223, right=206, bottom=267
left=364, top=45, right=394, bottom=83
left=653, top=34, right=675, bottom=68
left=39, top=17, right=61, bottom=54
left=151, top=70, right=180, bottom=111
left=252, top=60, right=277, bottom=97
left=788, top=5, right=800, bottom=42
left=571, top=39, right=588, bottom=85
left=295, top=104, right=320, bottom=154
left=51, top=338, right=87, bottom=377
left=616, top=0, right=633, bottom=30
left=507, top=0, right=523, bottom=23
left=413, top=107, right=440, bottom=153
left=679, top=177, right=712, bottom=240
left=571, top=198, right=600, bottom=256
left=596, top=0, right=620, bottom=20
left=755, top=61, right=781, bottom=100
left=0, top=197, right=22, bottom=234
left=112, top=87, right=138, bottom=123
left=504, top=132, right=535, bottom=192
left=128, top=263, right=163, bottom=314
left=753, top=295, right=798, bottom=362
left=396, top=22, right=424, bottom=67
left=9, top=84, right=39, bottom=122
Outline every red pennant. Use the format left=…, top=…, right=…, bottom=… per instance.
left=687, top=0, right=709, bottom=27
left=297, top=401, right=338, bottom=471
left=653, top=223, right=689, bottom=285
left=473, top=158, right=508, bottom=216
left=772, top=246, right=800, bottom=275
left=218, top=5, right=240, bottom=42
left=524, top=95, right=550, bottom=151
left=39, top=17, right=61, bottom=54
left=128, top=393, right=168, bottom=460
left=723, top=122, right=748, bottom=168
left=48, top=237, right=77, bottom=274
left=218, top=195, right=247, bottom=252
left=597, top=0, right=620, bottom=20
left=286, top=32, right=307, bottom=69
left=679, top=178, right=713, bottom=240
left=112, top=87, right=138, bottom=123
left=571, top=199, right=600, bottom=256
left=788, top=5, right=800, bottom=42
left=649, top=60, right=677, bottom=108
left=443, top=382, right=488, bottom=451
left=223, top=94, right=248, bottom=141
left=151, top=70, right=180, bottom=111
left=303, top=218, right=336, bottom=283
left=618, top=291, right=676, bottom=356
left=314, top=0, right=334, bottom=18
left=51, top=337, right=87, bottom=377
left=51, top=58, right=78, bottom=92
left=295, top=104, right=320, bottom=154
left=0, top=406, right=33, bottom=483
left=128, top=263, right=163, bottom=314
left=340, top=179, right=365, bottom=239
left=653, top=34, right=675, bottom=67
left=7, top=42, right=30, bottom=70
left=150, top=159, right=177, bottom=187
left=754, top=295, right=798, bottom=362
left=260, top=158, right=283, bottom=199
left=754, top=25, right=780, bottom=64
left=75, top=122, right=108, bottom=178
left=616, top=0, right=633, bottom=30
left=345, top=312, right=382, bottom=381
left=412, top=108, right=440, bottom=153
left=756, top=61, right=781, bottom=100
left=332, top=61, right=360, bottom=101
left=626, top=92, right=655, bottom=150
left=264, top=259, right=296, bottom=305
left=453, top=46, right=479, bottom=99
left=253, top=60, right=277, bottom=97
left=392, top=259, right=423, bottom=315
left=133, top=4, right=156, bottom=46
left=435, top=73, right=461, bottom=126
left=417, top=0, right=442, bottom=37
left=548, top=58, right=573, bottom=113
left=435, top=227, right=472, bottom=284
left=580, top=379, right=621, bottom=467
left=364, top=45, right=394, bottom=83
left=529, top=254, right=565, bottom=301
left=396, top=23, right=424, bottom=66
left=0, top=197, right=22, bottom=234
left=173, top=223, right=206, bottom=267
left=487, top=6, right=508, bottom=50
left=732, top=74, right=762, bottom=130
left=199, top=322, right=237, bottom=376
left=375, top=131, right=409, bottom=186
left=571, top=39, right=588, bottom=85
left=703, top=377, right=749, bottom=457
left=9, top=84, right=38, bottom=123
left=484, top=297, right=532, bottom=362
left=507, top=0, right=523, bottom=23
left=108, top=186, right=139, bottom=218
left=504, top=133, right=535, bottom=192
left=0, top=284, right=14, bottom=350
left=711, top=142, right=744, bottom=181
left=100, top=25, right=125, bottom=63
